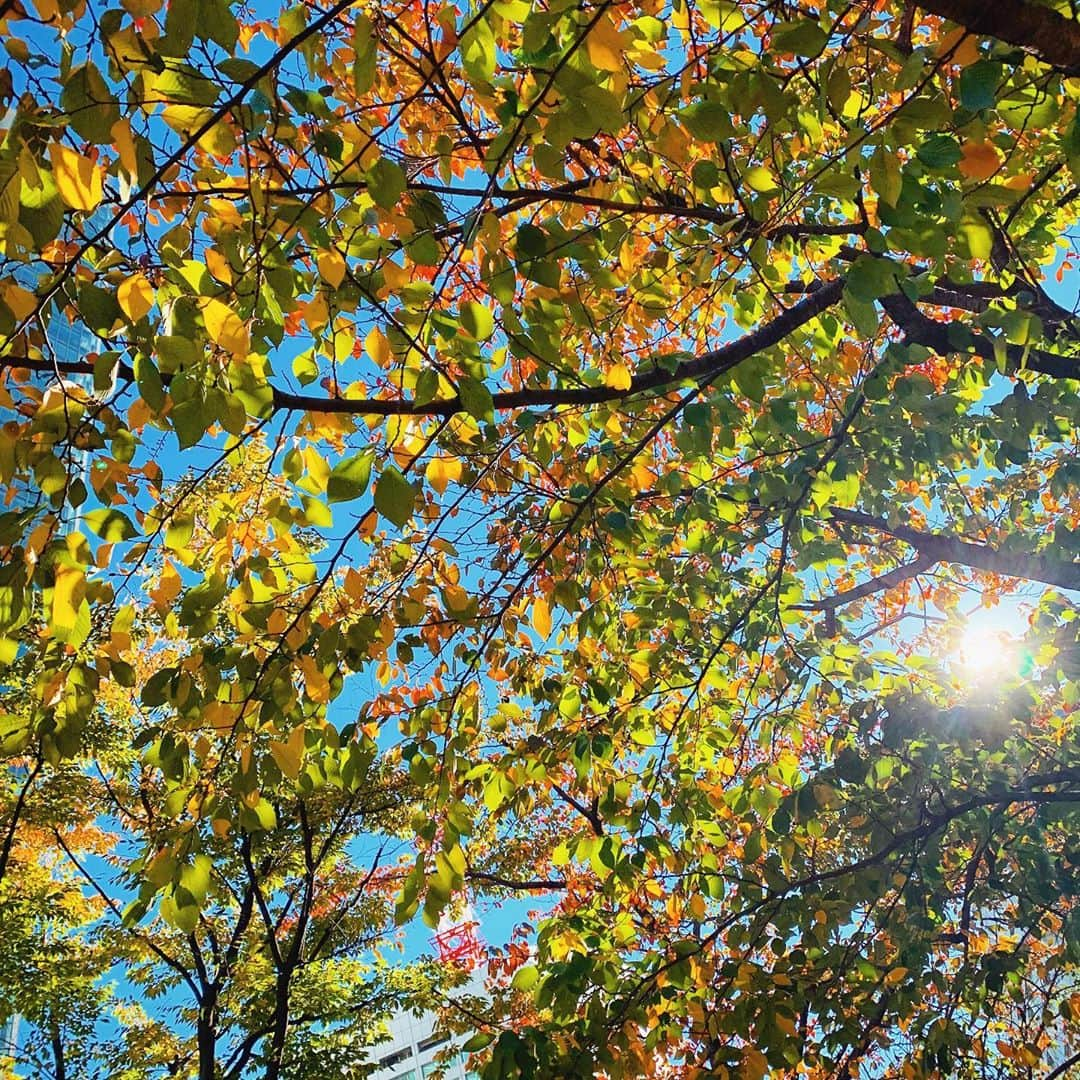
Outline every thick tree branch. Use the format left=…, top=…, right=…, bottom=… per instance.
left=827, top=507, right=1080, bottom=593
left=881, top=291, right=1080, bottom=381
left=917, top=0, right=1080, bottom=72
left=2, top=279, right=845, bottom=417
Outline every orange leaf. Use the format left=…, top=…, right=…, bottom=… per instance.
left=959, top=140, right=1001, bottom=180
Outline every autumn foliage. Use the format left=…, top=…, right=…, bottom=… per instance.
left=3, top=0, right=1080, bottom=1076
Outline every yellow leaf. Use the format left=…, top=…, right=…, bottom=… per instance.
left=161, top=106, right=235, bottom=158
left=425, top=454, right=462, bottom=495
left=959, top=140, right=1001, bottom=181
left=305, top=293, right=329, bottom=332
left=299, top=655, right=330, bottom=704
left=605, top=362, right=633, bottom=391
left=52, top=565, right=85, bottom=632
left=366, top=326, right=391, bottom=367
left=938, top=26, right=979, bottom=66
left=443, top=584, right=472, bottom=614
left=380, top=260, right=410, bottom=291
left=111, top=118, right=138, bottom=178
left=201, top=298, right=250, bottom=355
left=883, top=966, right=908, bottom=985
left=49, top=144, right=103, bottom=211
left=118, top=273, right=155, bottom=323
left=743, top=165, right=778, bottom=193
left=269, top=724, right=306, bottom=779
left=205, top=249, right=233, bottom=284
left=532, top=596, right=552, bottom=637
left=2, top=283, right=36, bottom=321
left=318, top=249, right=347, bottom=288
left=587, top=13, right=626, bottom=73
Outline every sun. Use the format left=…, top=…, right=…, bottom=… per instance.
left=951, top=605, right=1029, bottom=686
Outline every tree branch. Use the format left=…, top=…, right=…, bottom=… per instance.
left=2, top=279, right=845, bottom=417
left=917, top=0, right=1080, bottom=72
left=828, top=507, right=1080, bottom=592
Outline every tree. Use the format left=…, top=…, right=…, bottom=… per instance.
left=3, top=0, right=1080, bottom=1075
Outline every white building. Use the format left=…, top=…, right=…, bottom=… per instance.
left=369, top=913, right=486, bottom=1080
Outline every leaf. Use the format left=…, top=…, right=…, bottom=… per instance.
left=959, top=219, right=994, bottom=260
left=366, top=156, right=406, bottom=210
left=374, top=467, right=417, bottom=527
left=353, top=13, right=377, bottom=93
left=586, top=12, right=626, bottom=73
left=868, top=145, right=902, bottom=207
left=958, top=60, right=1001, bottom=112
left=61, top=63, right=120, bottom=143
left=743, top=166, right=778, bottom=193
left=165, top=516, right=194, bottom=551
left=605, top=362, right=633, bottom=390
left=958, top=140, right=1002, bottom=180
left=48, top=144, right=103, bottom=211
left=425, top=454, right=462, bottom=495
left=461, top=1032, right=495, bottom=1053
left=327, top=452, right=373, bottom=503
left=532, top=596, right=552, bottom=637
left=83, top=508, right=137, bottom=541
left=317, top=249, right=347, bottom=288
left=118, top=273, right=155, bottom=323
left=460, top=14, right=496, bottom=83
left=202, top=298, right=250, bottom=355
left=680, top=101, right=735, bottom=142
left=52, top=565, right=85, bottom=635
left=458, top=375, right=494, bottom=423
left=916, top=133, right=962, bottom=169
left=269, top=724, right=306, bottom=779
left=460, top=300, right=494, bottom=340
left=134, top=353, right=166, bottom=410
left=771, top=20, right=828, bottom=57
left=171, top=399, right=207, bottom=449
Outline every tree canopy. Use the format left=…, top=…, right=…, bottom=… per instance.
left=3, top=0, right=1080, bottom=1076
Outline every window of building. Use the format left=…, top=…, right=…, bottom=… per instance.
left=379, top=1047, right=412, bottom=1069
left=417, top=1033, right=450, bottom=1052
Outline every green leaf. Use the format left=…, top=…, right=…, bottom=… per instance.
left=83, top=508, right=137, bottom=542
left=680, top=101, right=735, bottom=142
left=460, top=13, right=496, bottom=83
left=171, top=399, right=207, bottom=450
left=165, top=516, right=194, bottom=551
left=367, top=157, right=406, bottom=210
left=458, top=375, right=494, bottom=423
left=301, top=495, right=333, bottom=527
left=843, top=289, right=880, bottom=338
left=327, top=452, right=373, bottom=503
left=916, top=133, right=962, bottom=169
left=374, top=467, right=417, bottom=527
left=61, top=63, right=120, bottom=144
left=134, top=354, right=166, bottom=411
left=771, top=20, right=828, bottom=57
left=353, top=13, right=377, bottom=93
left=959, top=60, right=1001, bottom=112
left=460, top=300, right=495, bottom=340
left=160, top=889, right=199, bottom=934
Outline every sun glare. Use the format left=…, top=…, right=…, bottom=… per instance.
left=952, top=606, right=1029, bottom=686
